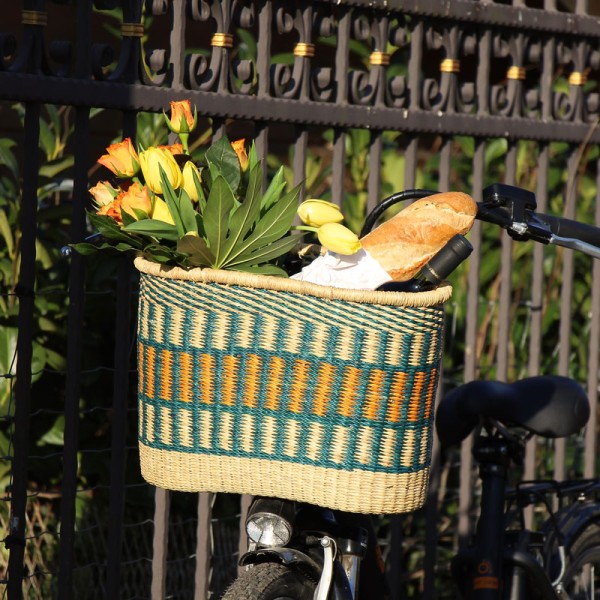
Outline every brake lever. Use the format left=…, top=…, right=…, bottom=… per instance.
left=549, top=235, right=600, bottom=259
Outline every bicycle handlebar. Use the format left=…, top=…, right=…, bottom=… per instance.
left=363, top=184, right=600, bottom=259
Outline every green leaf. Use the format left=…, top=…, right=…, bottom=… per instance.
left=39, top=156, right=74, bottom=178
left=177, top=188, right=199, bottom=235
left=235, top=264, right=289, bottom=277
left=248, top=141, right=259, bottom=174
left=219, top=162, right=263, bottom=263
left=203, top=175, right=235, bottom=266
left=205, top=136, right=241, bottom=192
left=120, top=209, right=137, bottom=227
left=260, top=166, right=286, bottom=212
left=227, top=184, right=300, bottom=262
left=0, top=209, right=14, bottom=256
left=88, top=213, right=145, bottom=248
left=0, top=138, right=18, bottom=178
left=177, top=234, right=215, bottom=267
left=123, top=218, right=180, bottom=241
left=227, top=234, right=301, bottom=268
left=160, top=169, right=186, bottom=237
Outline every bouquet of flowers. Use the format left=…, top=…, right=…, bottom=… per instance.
left=74, top=100, right=361, bottom=277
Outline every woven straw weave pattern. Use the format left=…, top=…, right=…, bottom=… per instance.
left=135, top=259, right=449, bottom=513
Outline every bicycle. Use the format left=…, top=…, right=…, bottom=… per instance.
left=222, top=183, right=600, bottom=600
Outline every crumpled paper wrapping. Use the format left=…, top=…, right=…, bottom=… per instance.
left=291, top=249, right=392, bottom=290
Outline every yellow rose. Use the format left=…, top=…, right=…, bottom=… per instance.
left=165, top=100, right=196, bottom=134
left=119, top=182, right=153, bottom=220
left=298, top=199, right=344, bottom=227
left=97, top=138, right=139, bottom=178
left=139, top=146, right=183, bottom=194
left=181, top=161, right=201, bottom=202
left=89, top=181, right=118, bottom=207
left=151, top=197, right=175, bottom=225
left=317, top=223, right=362, bottom=255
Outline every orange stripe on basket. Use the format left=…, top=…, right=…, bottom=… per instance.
left=199, top=354, right=215, bottom=404
left=159, top=349, right=173, bottom=400
left=146, top=345, right=156, bottom=399
left=338, top=366, right=361, bottom=418
left=407, top=371, right=426, bottom=422
left=265, top=356, right=285, bottom=410
left=288, top=359, right=311, bottom=413
left=312, top=363, right=336, bottom=416
left=221, top=355, right=239, bottom=406
left=138, top=343, right=145, bottom=394
left=386, top=371, right=409, bottom=422
left=178, top=352, right=193, bottom=403
left=423, top=368, right=437, bottom=420
left=364, top=369, right=386, bottom=420
left=243, top=354, right=262, bottom=408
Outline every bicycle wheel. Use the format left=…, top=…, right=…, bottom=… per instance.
left=221, top=562, right=316, bottom=600
left=548, top=520, right=600, bottom=599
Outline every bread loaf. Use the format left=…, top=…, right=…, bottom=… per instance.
left=360, top=191, right=477, bottom=281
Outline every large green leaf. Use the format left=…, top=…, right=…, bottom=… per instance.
left=227, top=234, right=301, bottom=268
left=203, top=175, right=235, bottom=266
left=235, top=263, right=289, bottom=276
left=177, top=234, right=215, bottom=267
left=124, top=218, right=180, bottom=241
left=226, top=184, right=300, bottom=263
left=219, top=162, right=263, bottom=263
left=205, top=136, right=241, bottom=193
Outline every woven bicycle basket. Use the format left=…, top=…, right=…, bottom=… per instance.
left=135, top=256, right=451, bottom=514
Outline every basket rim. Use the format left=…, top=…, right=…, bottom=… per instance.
left=134, top=256, right=452, bottom=307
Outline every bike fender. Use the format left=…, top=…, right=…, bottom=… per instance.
left=239, top=547, right=321, bottom=577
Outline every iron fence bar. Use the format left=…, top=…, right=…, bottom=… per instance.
left=367, top=131, right=382, bottom=213
left=5, top=71, right=600, bottom=144
left=293, top=126, right=308, bottom=195
left=6, top=100, right=40, bottom=600
left=439, top=137, right=452, bottom=192
left=331, top=128, right=346, bottom=207
left=318, top=0, right=600, bottom=35
left=56, top=107, right=91, bottom=600
left=584, top=172, right=600, bottom=478
left=194, top=492, right=213, bottom=599
left=555, top=147, right=581, bottom=482
left=151, top=487, right=170, bottom=600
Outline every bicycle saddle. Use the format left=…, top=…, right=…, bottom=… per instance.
left=435, top=375, right=590, bottom=446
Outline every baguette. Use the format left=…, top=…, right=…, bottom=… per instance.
left=360, top=191, right=477, bottom=281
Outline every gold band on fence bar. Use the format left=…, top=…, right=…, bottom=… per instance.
left=569, top=71, right=587, bottom=86
left=294, top=43, right=315, bottom=58
left=370, top=51, right=391, bottom=66
left=211, top=33, right=234, bottom=48
left=22, top=10, right=48, bottom=26
left=440, top=58, right=460, bottom=73
left=507, top=66, right=526, bottom=80
left=121, top=23, right=144, bottom=37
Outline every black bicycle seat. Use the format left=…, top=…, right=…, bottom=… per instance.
left=435, top=375, right=590, bottom=446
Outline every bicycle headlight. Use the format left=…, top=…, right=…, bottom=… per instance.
left=246, top=511, right=293, bottom=547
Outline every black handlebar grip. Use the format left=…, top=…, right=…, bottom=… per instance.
left=537, top=213, right=600, bottom=247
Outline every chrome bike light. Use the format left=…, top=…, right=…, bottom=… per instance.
left=245, top=498, right=295, bottom=547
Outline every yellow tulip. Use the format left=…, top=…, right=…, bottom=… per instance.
left=97, top=138, right=139, bottom=178
left=298, top=199, right=344, bottom=227
left=181, top=161, right=201, bottom=202
left=151, top=197, right=175, bottom=225
left=139, top=146, right=183, bottom=194
left=317, top=223, right=362, bottom=255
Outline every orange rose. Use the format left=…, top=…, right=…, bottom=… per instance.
left=231, top=139, right=248, bottom=172
left=89, top=181, right=118, bottom=207
left=158, top=143, right=184, bottom=156
left=97, top=196, right=124, bottom=225
left=119, top=182, right=153, bottom=220
left=166, top=100, right=196, bottom=134
left=97, top=138, right=139, bottom=178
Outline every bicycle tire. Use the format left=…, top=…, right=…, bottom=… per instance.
left=544, top=505, right=600, bottom=599
left=221, top=562, right=316, bottom=600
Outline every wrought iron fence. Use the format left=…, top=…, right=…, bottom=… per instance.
left=1, top=0, right=599, bottom=598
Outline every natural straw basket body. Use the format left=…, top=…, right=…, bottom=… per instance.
left=135, top=257, right=452, bottom=514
